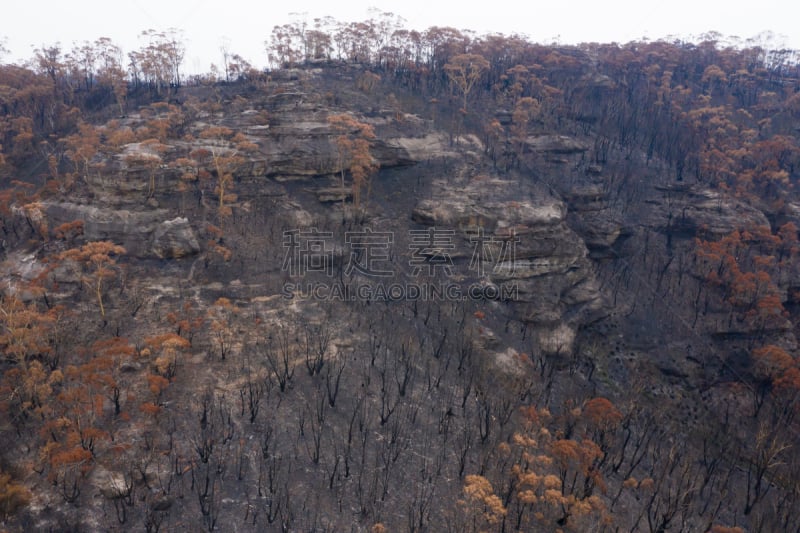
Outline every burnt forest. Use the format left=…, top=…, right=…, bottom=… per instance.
left=1, top=14, right=800, bottom=533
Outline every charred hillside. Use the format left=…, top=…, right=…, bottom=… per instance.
left=1, top=19, right=800, bottom=532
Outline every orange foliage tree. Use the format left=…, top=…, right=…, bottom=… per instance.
left=91, top=337, right=136, bottom=415
left=460, top=474, right=507, bottom=531
left=444, top=53, right=489, bottom=112
left=0, top=294, right=59, bottom=435
left=208, top=297, right=238, bottom=360
left=196, top=125, right=259, bottom=218
left=0, top=295, right=56, bottom=366
left=165, top=300, right=205, bottom=345
left=463, top=403, right=617, bottom=530
left=0, top=471, right=31, bottom=519
left=124, top=138, right=169, bottom=198
left=144, top=332, right=190, bottom=379
left=60, top=241, right=126, bottom=318
left=62, top=122, right=101, bottom=181
left=327, top=114, right=378, bottom=213
left=695, top=227, right=791, bottom=331
left=510, top=96, right=541, bottom=161
left=750, top=344, right=800, bottom=416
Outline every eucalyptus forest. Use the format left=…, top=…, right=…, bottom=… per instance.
left=1, top=13, right=800, bottom=533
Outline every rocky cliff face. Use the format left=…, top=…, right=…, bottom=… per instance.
left=38, top=70, right=610, bottom=335
left=27, top=66, right=798, bottom=364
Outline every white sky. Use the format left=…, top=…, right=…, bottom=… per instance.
left=2, top=1, right=798, bottom=73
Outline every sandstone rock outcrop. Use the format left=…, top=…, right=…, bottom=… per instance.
left=412, top=176, right=607, bottom=330
left=44, top=202, right=200, bottom=259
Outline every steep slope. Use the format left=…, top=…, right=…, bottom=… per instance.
left=1, top=39, right=800, bottom=531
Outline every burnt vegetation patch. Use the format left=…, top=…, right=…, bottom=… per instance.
left=0, top=13, right=800, bottom=532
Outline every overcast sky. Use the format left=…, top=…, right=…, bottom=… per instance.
left=3, top=0, right=798, bottom=73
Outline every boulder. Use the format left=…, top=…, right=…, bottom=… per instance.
left=537, top=323, right=577, bottom=355
left=569, top=211, right=625, bottom=251
left=151, top=217, right=201, bottom=259
left=525, top=135, right=589, bottom=154
left=384, top=133, right=482, bottom=163
left=150, top=493, right=174, bottom=511
left=315, top=187, right=352, bottom=203
left=648, top=185, right=770, bottom=237
left=91, top=467, right=130, bottom=499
